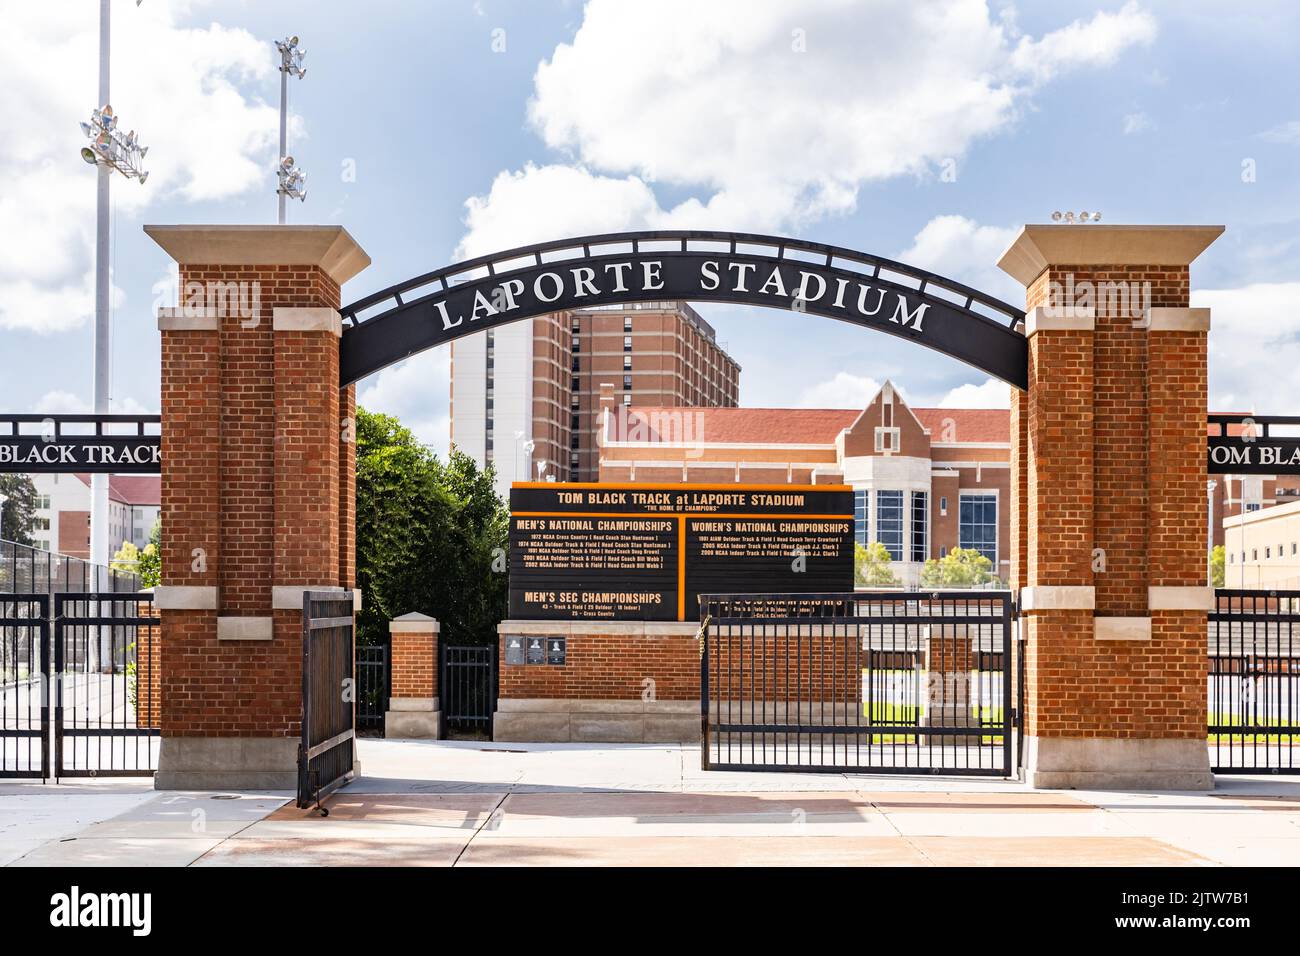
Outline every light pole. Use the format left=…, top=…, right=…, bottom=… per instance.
left=1206, top=479, right=1217, bottom=586
left=275, top=36, right=307, bottom=222
left=79, top=1, right=149, bottom=569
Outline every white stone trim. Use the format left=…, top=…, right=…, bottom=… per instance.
left=154, top=585, right=218, bottom=610
left=1144, top=307, right=1210, bottom=332
left=157, top=306, right=220, bottom=332
left=272, top=306, right=342, bottom=336
left=1020, top=585, right=1095, bottom=611
left=1024, top=305, right=1095, bottom=336
left=1095, top=616, right=1152, bottom=641
left=217, top=616, right=274, bottom=641
left=1149, top=586, right=1215, bottom=611
left=390, top=612, right=439, bottom=634
left=388, top=697, right=438, bottom=712
left=272, top=585, right=356, bottom=611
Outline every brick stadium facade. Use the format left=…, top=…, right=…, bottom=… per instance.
left=597, top=381, right=1012, bottom=587
left=145, top=221, right=1223, bottom=790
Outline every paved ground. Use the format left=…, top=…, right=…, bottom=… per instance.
left=2, top=739, right=1299, bottom=866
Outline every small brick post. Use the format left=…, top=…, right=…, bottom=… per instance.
left=146, top=224, right=370, bottom=789
left=385, top=613, right=441, bottom=738
left=998, top=223, right=1222, bottom=789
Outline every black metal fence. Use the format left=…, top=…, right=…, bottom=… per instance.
left=699, top=591, right=1014, bottom=776
left=0, top=594, right=49, bottom=778
left=0, top=539, right=139, bottom=595
left=53, top=593, right=160, bottom=778
left=1209, top=589, right=1299, bottom=774
left=440, top=644, right=496, bottom=739
left=355, top=644, right=388, bottom=735
left=298, top=591, right=356, bottom=810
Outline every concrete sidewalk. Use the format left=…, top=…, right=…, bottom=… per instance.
left=4, top=739, right=1299, bottom=867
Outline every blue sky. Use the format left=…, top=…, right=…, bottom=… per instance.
left=4, top=0, right=1300, bottom=453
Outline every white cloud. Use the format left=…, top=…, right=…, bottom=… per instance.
left=796, top=372, right=883, bottom=409
left=0, top=2, right=288, bottom=333
left=356, top=349, right=452, bottom=457
left=1196, top=283, right=1300, bottom=412
left=1260, top=120, right=1300, bottom=144
left=456, top=1, right=1156, bottom=254
left=935, top=378, right=1011, bottom=409
left=35, top=389, right=155, bottom=415
left=1123, top=111, right=1152, bottom=134
left=895, top=215, right=1022, bottom=303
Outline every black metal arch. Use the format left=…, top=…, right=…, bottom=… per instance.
left=339, top=230, right=1028, bottom=389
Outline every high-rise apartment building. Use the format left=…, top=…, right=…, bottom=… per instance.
left=450, top=301, right=740, bottom=500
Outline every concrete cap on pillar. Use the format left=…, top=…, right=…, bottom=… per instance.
left=143, top=224, right=372, bottom=285
left=390, top=612, right=439, bottom=634
left=996, top=224, right=1224, bottom=286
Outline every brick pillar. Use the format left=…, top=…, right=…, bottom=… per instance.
left=147, top=225, right=370, bottom=789
left=385, top=613, right=441, bottom=738
left=998, top=224, right=1221, bottom=789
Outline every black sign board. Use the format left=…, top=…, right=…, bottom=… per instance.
left=508, top=482, right=854, bottom=622
left=1207, top=416, right=1300, bottom=476
left=504, top=635, right=526, bottom=666
left=546, top=637, right=567, bottom=666
left=525, top=637, right=546, bottom=665
left=0, top=414, right=161, bottom=474
left=339, top=230, right=1027, bottom=390
left=1207, top=438, right=1300, bottom=475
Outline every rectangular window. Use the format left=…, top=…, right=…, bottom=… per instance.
left=910, top=491, right=928, bottom=563
left=1245, top=503, right=1261, bottom=513
left=874, top=427, right=900, bottom=453
left=853, top=489, right=868, bottom=546
left=959, top=493, right=998, bottom=564
left=571, top=358, right=580, bottom=372
left=939, top=495, right=948, bottom=516
left=571, top=377, right=580, bottom=392
left=623, top=375, right=632, bottom=390
left=571, top=335, right=580, bottom=352
left=875, top=490, right=903, bottom=560
left=571, top=415, right=580, bottom=431
left=623, top=335, right=633, bottom=351
left=623, top=354, right=632, bottom=370
left=622, top=394, right=632, bottom=406
left=624, top=316, right=632, bottom=331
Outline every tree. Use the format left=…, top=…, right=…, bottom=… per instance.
left=1210, top=544, right=1225, bottom=588
left=111, top=523, right=161, bottom=588
left=920, top=547, right=997, bottom=588
left=0, top=474, right=38, bottom=545
left=855, top=541, right=901, bottom=587
left=354, top=408, right=509, bottom=649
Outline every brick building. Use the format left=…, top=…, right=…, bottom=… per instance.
left=29, top=473, right=160, bottom=558
left=450, top=301, right=740, bottom=499
left=598, top=380, right=1011, bottom=587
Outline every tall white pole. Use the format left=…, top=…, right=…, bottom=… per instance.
left=1206, top=479, right=1217, bottom=586
left=277, top=65, right=287, bottom=224
left=89, top=0, right=112, bottom=571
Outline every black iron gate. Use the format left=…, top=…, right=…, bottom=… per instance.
left=298, top=591, right=356, bottom=810
left=355, top=644, right=388, bottom=734
left=699, top=591, right=1015, bottom=776
left=53, top=593, right=161, bottom=778
left=440, top=644, right=496, bottom=739
left=1210, top=589, right=1299, bottom=774
left=0, top=594, right=49, bottom=779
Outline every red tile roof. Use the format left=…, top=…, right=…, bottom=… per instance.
left=73, top=474, right=160, bottom=506
left=614, top=405, right=1011, bottom=446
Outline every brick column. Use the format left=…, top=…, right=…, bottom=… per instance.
left=147, top=225, right=370, bottom=789
left=998, top=224, right=1221, bottom=789
left=385, top=613, right=441, bottom=738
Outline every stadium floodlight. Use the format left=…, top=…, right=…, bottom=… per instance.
left=78, top=104, right=149, bottom=184
left=275, top=35, right=307, bottom=222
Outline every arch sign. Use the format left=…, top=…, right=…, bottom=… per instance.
left=339, top=230, right=1028, bottom=389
